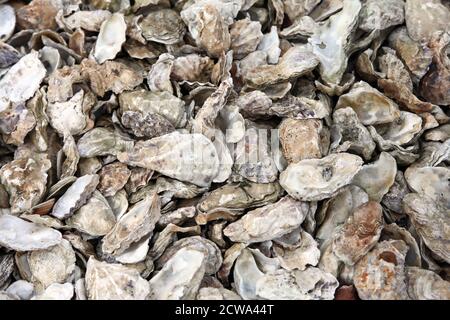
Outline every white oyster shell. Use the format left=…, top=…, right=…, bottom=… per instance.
left=85, top=258, right=150, bottom=300
left=0, top=52, right=46, bottom=113
left=0, top=215, right=62, bottom=252
left=5, top=280, right=34, bottom=300
left=352, top=152, right=397, bottom=202
left=148, top=248, right=206, bottom=300
left=280, top=153, right=364, bottom=201
left=93, top=13, right=127, bottom=64
left=0, top=4, right=15, bottom=41
left=51, top=174, right=100, bottom=219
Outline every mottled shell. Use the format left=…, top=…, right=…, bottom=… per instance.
left=280, top=153, right=364, bottom=201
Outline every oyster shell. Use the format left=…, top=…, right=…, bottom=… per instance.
left=280, top=153, right=364, bottom=201
left=60, top=10, right=112, bottom=32
left=102, top=193, right=160, bottom=256
left=26, top=239, right=76, bottom=290
left=117, top=132, right=219, bottom=187
left=65, top=191, right=116, bottom=237
left=0, top=5, right=15, bottom=42
left=359, top=0, right=404, bottom=32
left=336, top=81, right=400, bottom=125
left=149, top=248, right=205, bottom=300
left=98, top=162, right=131, bottom=197
left=85, top=257, right=150, bottom=300
left=223, top=197, right=313, bottom=243
left=405, top=0, right=450, bottom=42
left=354, top=240, right=410, bottom=300
left=0, top=215, right=62, bottom=251
left=140, top=9, right=185, bottom=45
left=93, top=13, right=127, bottom=64
left=352, top=152, right=397, bottom=202
left=5, top=280, right=34, bottom=300
left=0, top=52, right=46, bottom=113
left=51, top=174, right=100, bottom=220
left=0, top=157, right=51, bottom=214
left=332, top=201, right=384, bottom=265
left=31, top=283, right=74, bottom=300
left=280, top=118, right=329, bottom=164
left=230, top=18, right=263, bottom=59
left=308, top=0, right=361, bottom=86
left=330, top=107, right=376, bottom=160
left=406, top=267, right=450, bottom=300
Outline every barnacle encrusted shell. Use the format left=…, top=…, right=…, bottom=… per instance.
left=336, top=81, right=400, bottom=125
left=280, top=153, right=364, bottom=201
left=0, top=215, right=62, bottom=252
left=117, top=132, right=219, bottom=187
left=223, top=197, right=313, bottom=243
left=85, top=257, right=150, bottom=300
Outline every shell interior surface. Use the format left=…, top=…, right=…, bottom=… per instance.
left=0, top=0, right=448, bottom=301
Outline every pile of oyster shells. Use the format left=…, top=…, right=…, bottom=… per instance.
left=0, top=0, right=449, bottom=300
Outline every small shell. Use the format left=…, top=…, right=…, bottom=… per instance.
left=336, top=81, right=400, bottom=125
left=0, top=215, right=62, bottom=252
left=51, top=174, right=100, bottom=220
left=85, top=258, right=150, bottom=300
left=5, top=280, right=34, bottom=300
left=61, top=10, right=112, bottom=32
left=223, top=197, right=313, bottom=243
left=373, top=111, right=423, bottom=146
left=93, top=13, right=127, bottom=64
left=280, top=153, right=364, bottom=201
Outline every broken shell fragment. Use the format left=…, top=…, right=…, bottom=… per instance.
left=280, top=153, right=364, bottom=201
